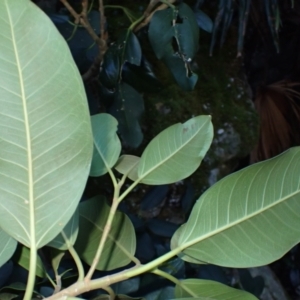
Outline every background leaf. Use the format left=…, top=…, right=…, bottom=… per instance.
left=175, top=279, right=258, bottom=300
left=90, top=114, right=121, bottom=177
left=137, top=115, right=213, bottom=185
left=0, top=229, right=17, bottom=268
left=0, top=0, right=93, bottom=248
left=109, top=83, right=144, bottom=148
left=75, top=196, right=136, bottom=270
left=194, top=10, right=213, bottom=33
left=148, top=8, right=174, bottom=59
left=114, top=155, right=140, bottom=180
left=171, top=147, right=300, bottom=268
left=47, top=209, right=79, bottom=250
left=99, top=30, right=141, bottom=88
left=13, top=245, right=45, bottom=278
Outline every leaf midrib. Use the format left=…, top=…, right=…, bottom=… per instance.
left=138, top=118, right=209, bottom=180
left=181, top=185, right=300, bottom=252
left=6, top=1, right=35, bottom=245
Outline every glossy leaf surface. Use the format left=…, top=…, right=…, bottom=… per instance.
left=90, top=114, right=121, bottom=176
left=75, top=197, right=136, bottom=270
left=0, top=0, right=92, bottom=248
left=137, top=115, right=213, bottom=185
left=172, top=147, right=300, bottom=267
left=175, top=279, right=257, bottom=300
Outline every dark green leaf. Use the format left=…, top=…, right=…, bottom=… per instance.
left=13, top=245, right=45, bottom=278
left=109, top=83, right=144, bottom=148
left=146, top=219, right=179, bottom=238
left=47, top=209, right=79, bottom=250
left=122, top=59, right=162, bottom=93
left=194, top=10, right=213, bottom=33
left=140, top=185, right=169, bottom=210
left=99, top=44, right=121, bottom=88
left=75, top=196, right=136, bottom=270
left=175, top=3, right=200, bottom=59
left=144, top=286, right=175, bottom=300
left=175, top=279, right=258, bottom=300
left=90, top=114, right=121, bottom=177
left=163, top=54, right=198, bottom=91
left=124, top=31, right=142, bottom=66
left=238, top=269, right=264, bottom=297
left=0, top=293, right=18, bottom=300
left=148, top=8, right=174, bottom=59
left=99, top=30, right=141, bottom=88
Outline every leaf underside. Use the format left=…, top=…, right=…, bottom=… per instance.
left=172, top=147, right=300, bottom=268
left=0, top=0, right=92, bottom=248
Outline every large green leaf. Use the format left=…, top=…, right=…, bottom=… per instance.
left=175, top=279, right=257, bottom=300
left=47, top=209, right=79, bottom=250
left=0, top=229, right=17, bottom=267
left=75, top=197, right=136, bottom=270
left=0, top=0, right=92, bottom=248
left=136, top=115, right=213, bottom=185
left=90, top=114, right=121, bottom=177
left=171, top=147, right=300, bottom=267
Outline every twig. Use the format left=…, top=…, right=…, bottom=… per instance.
left=60, top=0, right=80, bottom=23
left=134, top=0, right=176, bottom=32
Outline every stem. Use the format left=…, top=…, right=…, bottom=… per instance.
left=99, top=0, right=106, bottom=40
left=151, top=269, right=198, bottom=297
left=118, top=176, right=143, bottom=203
left=23, top=248, right=37, bottom=300
left=85, top=197, right=120, bottom=281
left=46, top=246, right=183, bottom=300
left=129, top=15, right=146, bottom=31
left=61, top=231, right=85, bottom=282
left=102, top=286, right=116, bottom=299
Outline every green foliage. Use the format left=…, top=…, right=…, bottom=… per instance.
left=0, top=0, right=92, bottom=251
left=0, top=1, right=300, bottom=300
left=148, top=3, right=199, bottom=91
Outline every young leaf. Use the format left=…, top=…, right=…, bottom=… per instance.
left=75, top=196, right=136, bottom=270
left=90, top=114, right=121, bottom=176
left=51, top=249, right=65, bottom=276
left=175, top=279, right=258, bottom=300
left=0, top=229, right=17, bottom=268
left=0, top=0, right=93, bottom=248
left=114, top=155, right=140, bottom=181
left=137, top=116, right=213, bottom=185
left=47, top=209, right=79, bottom=250
left=171, top=147, right=300, bottom=268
